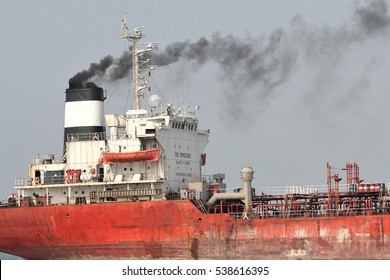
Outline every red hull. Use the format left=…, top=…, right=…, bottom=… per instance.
left=102, top=149, right=160, bottom=164
left=1, top=200, right=390, bottom=259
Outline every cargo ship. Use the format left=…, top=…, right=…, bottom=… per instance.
left=1, top=19, right=390, bottom=260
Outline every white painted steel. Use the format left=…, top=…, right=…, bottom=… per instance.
left=64, top=101, right=104, bottom=128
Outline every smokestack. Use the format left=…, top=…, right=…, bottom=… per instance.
left=64, top=82, right=106, bottom=146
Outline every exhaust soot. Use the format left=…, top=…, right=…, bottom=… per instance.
left=66, top=0, right=390, bottom=124
left=66, top=82, right=105, bottom=102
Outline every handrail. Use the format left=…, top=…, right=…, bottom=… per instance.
left=66, top=132, right=106, bottom=142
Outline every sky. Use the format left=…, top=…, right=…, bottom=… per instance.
left=1, top=0, right=390, bottom=199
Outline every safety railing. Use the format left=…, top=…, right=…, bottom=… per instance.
left=253, top=205, right=390, bottom=219
left=66, top=132, right=106, bottom=142
left=15, top=178, right=33, bottom=186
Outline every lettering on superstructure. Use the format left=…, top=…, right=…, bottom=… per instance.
left=174, top=151, right=193, bottom=177
left=174, top=152, right=191, bottom=158
left=176, top=160, right=191, bottom=165
left=175, top=172, right=193, bottom=177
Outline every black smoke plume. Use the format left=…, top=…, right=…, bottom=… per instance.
left=69, top=56, right=114, bottom=88
left=68, top=0, right=390, bottom=121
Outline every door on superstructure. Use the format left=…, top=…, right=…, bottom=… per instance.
left=97, top=166, right=104, bottom=182
left=34, top=170, right=41, bottom=184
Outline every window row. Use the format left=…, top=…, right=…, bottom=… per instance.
left=171, top=122, right=197, bottom=131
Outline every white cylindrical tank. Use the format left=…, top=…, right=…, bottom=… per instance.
left=241, top=167, right=254, bottom=182
left=241, top=166, right=254, bottom=216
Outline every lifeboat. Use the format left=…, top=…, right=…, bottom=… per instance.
left=102, top=148, right=160, bottom=164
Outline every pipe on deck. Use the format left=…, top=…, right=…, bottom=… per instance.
left=206, top=193, right=245, bottom=206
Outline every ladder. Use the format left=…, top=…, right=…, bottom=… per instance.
left=188, top=190, right=208, bottom=214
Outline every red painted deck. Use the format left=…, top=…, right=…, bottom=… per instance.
left=0, top=200, right=389, bottom=259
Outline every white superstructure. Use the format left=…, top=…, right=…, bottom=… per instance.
left=14, top=19, right=209, bottom=206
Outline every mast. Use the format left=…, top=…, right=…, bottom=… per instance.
left=121, top=16, right=153, bottom=110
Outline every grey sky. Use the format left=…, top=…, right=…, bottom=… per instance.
left=1, top=0, right=390, bottom=199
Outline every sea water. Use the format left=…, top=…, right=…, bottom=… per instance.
left=0, top=252, right=23, bottom=260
